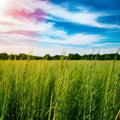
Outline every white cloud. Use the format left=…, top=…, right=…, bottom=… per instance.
left=0, top=15, right=53, bottom=32
left=5, top=0, right=36, bottom=13
left=91, top=42, right=120, bottom=48
left=0, top=0, right=119, bottom=55
left=0, top=21, right=102, bottom=46
left=0, top=33, right=36, bottom=46
left=0, top=45, right=118, bottom=56
left=19, top=1, right=120, bottom=29
left=4, top=0, right=120, bottom=29
left=67, top=34, right=102, bottom=45
left=0, top=6, right=113, bottom=50
left=35, top=25, right=102, bottom=45
left=47, top=4, right=120, bottom=28
left=35, top=33, right=102, bottom=45
left=0, top=45, right=35, bottom=55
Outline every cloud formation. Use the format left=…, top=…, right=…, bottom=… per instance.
left=0, top=0, right=120, bottom=55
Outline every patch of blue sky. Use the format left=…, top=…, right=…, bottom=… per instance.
left=51, top=0, right=120, bottom=11
left=50, top=20, right=108, bottom=35
left=98, top=15, right=120, bottom=25
left=46, top=35, right=64, bottom=40
left=37, top=41, right=90, bottom=49
left=46, top=14, right=67, bottom=22
left=96, top=37, right=120, bottom=45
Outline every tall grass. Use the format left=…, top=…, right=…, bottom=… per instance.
left=0, top=60, right=120, bottom=120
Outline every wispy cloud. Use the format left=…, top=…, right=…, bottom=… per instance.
left=0, top=15, right=53, bottom=32
left=5, top=0, right=120, bottom=28
left=23, top=1, right=120, bottom=29
left=48, top=5, right=120, bottom=28
left=0, top=0, right=119, bottom=55
left=0, top=44, right=118, bottom=56
left=0, top=33, right=36, bottom=46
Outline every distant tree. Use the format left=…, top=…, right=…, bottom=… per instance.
left=104, top=54, right=111, bottom=60
left=16, top=55, right=20, bottom=60
left=0, top=53, right=9, bottom=60
left=52, top=55, right=60, bottom=60
left=68, top=54, right=73, bottom=60
left=38, top=56, right=42, bottom=60
left=82, top=54, right=88, bottom=60
left=94, top=54, right=101, bottom=60
left=0, top=52, right=120, bottom=60
left=73, top=54, right=81, bottom=60
left=117, top=54, right=120, bottom=60
left=43, top=54, right=51, bottom=60
left=68, top=53, right=81, bottom=60
left=19, top=53, right=28, bottom=60
left=9, top=54, right=15, bottom=60
left=33, top=56, right=40, bottom=60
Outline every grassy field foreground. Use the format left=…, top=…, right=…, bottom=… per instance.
left=0, top=60, right=120, bottom=120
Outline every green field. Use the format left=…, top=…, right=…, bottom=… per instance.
left=0, top=60, right=120, bottom=120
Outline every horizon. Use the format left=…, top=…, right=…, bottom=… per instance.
left=0, top=0, right=120, bottom=56
left=0, top=51, right=120, bottom=57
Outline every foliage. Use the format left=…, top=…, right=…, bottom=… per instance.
left=0, top=53, right=120, bottom=60
left=0, top=60, right=120, bottom=120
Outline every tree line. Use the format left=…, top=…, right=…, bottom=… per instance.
left=0, top=53, right=120, bottom=60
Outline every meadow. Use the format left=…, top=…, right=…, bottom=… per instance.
left=0, top=60, right=120, bottom=120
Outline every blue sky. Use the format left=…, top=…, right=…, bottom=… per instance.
left=0, top=0, right=120, bottom=55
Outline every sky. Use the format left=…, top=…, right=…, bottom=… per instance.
left=0, top=0, right=120, bottom=56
